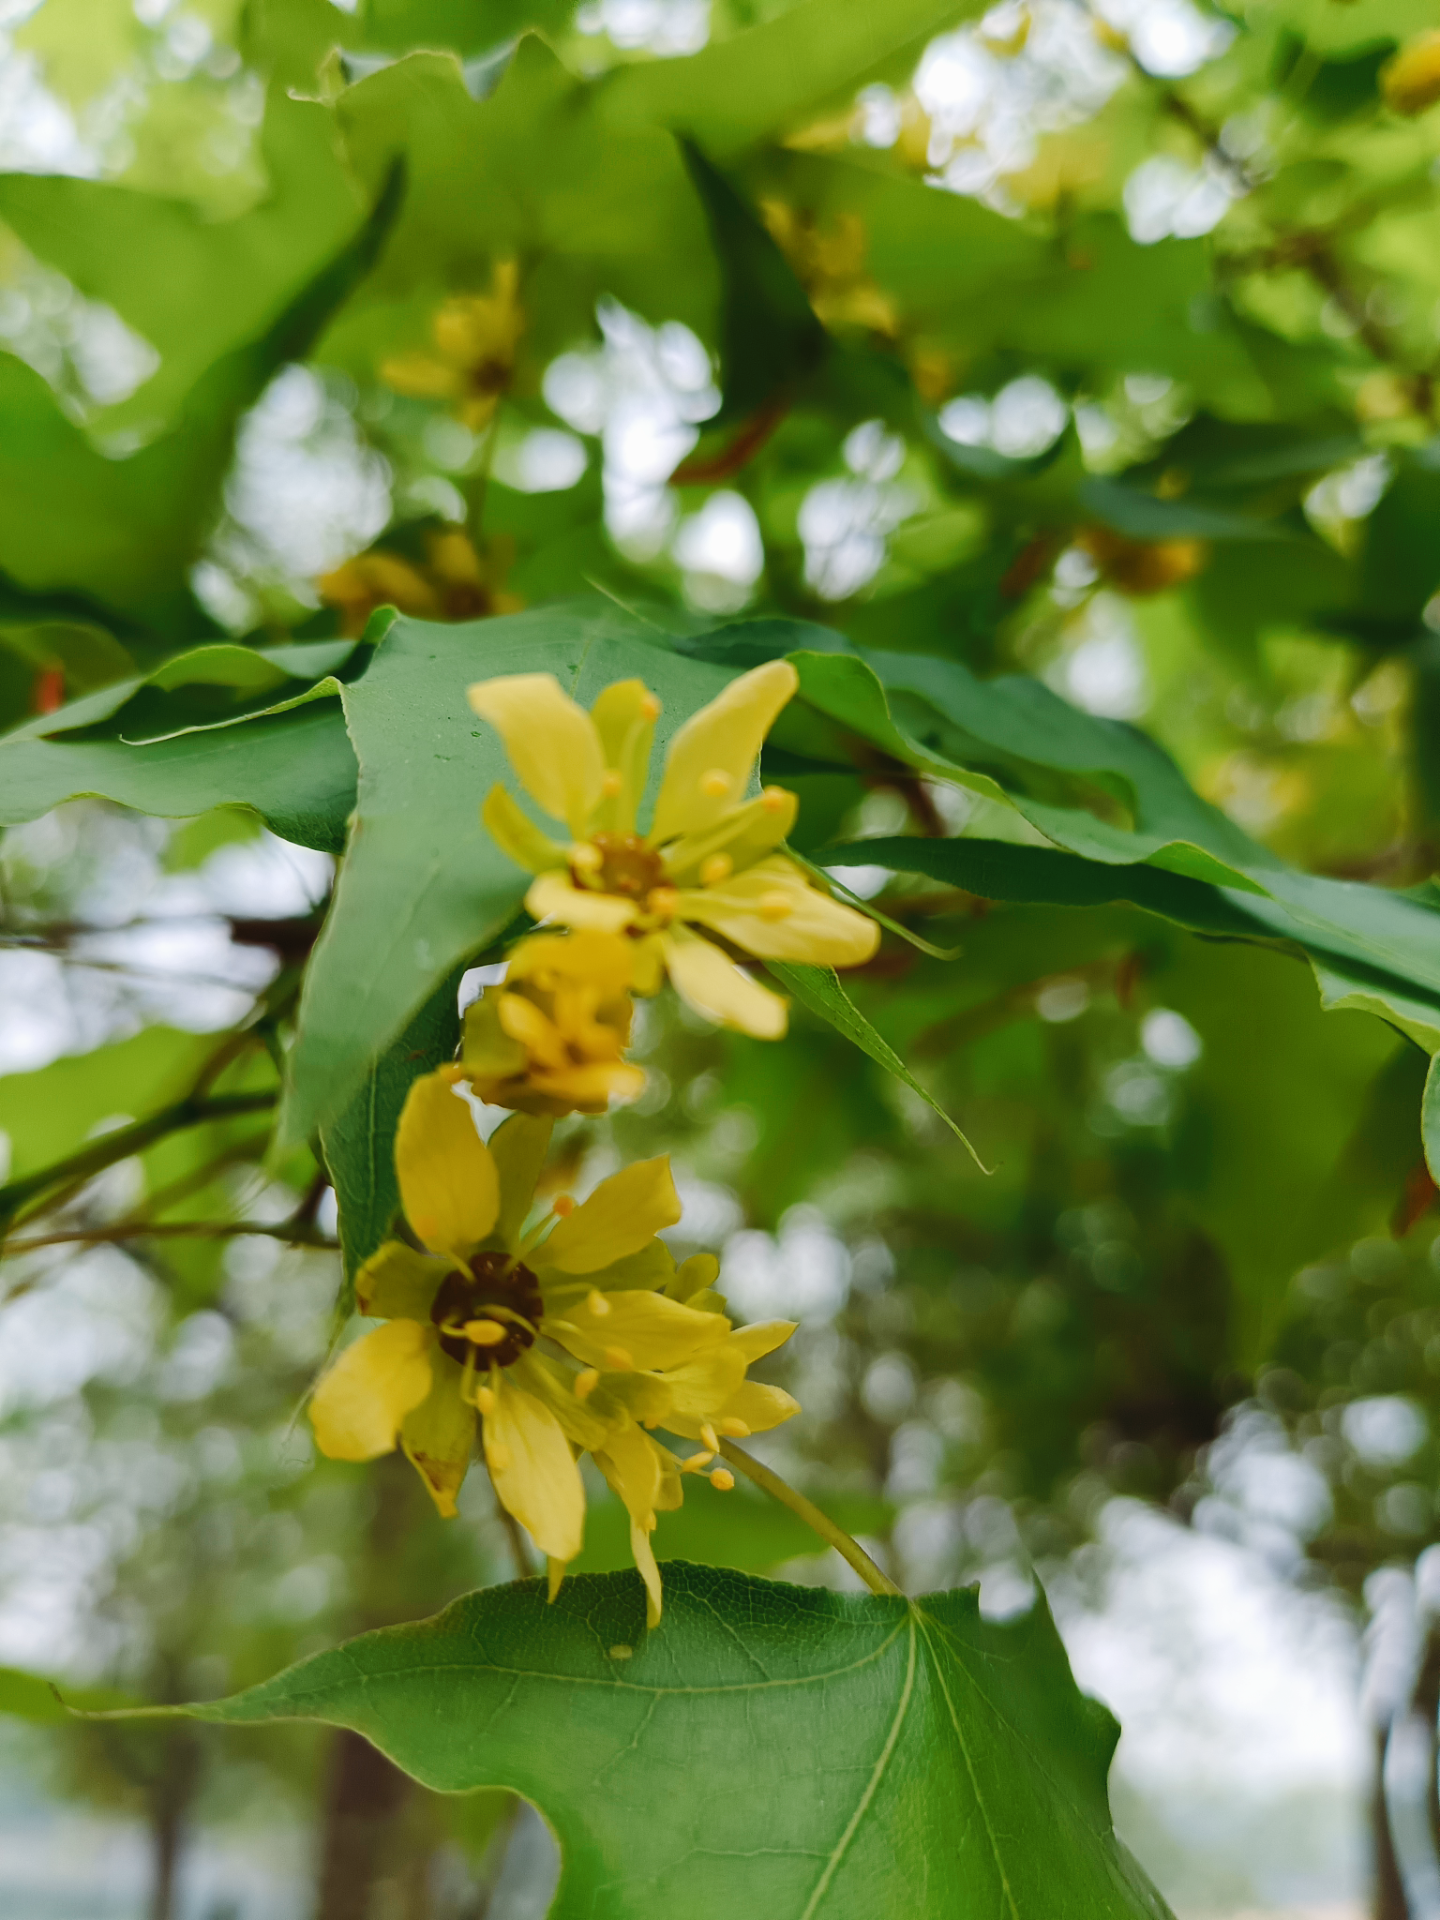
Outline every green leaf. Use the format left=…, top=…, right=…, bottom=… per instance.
left=0, top=1027, right=213, bottom=1182
left=1425, top=1053, right=1440, bottom=1185
left=155, top=1565, right=1170, bottom=1920
left=767, top=960, right=989, bottom=1171
left=321, top=961, right=466, bottom=1299
left=0, top=1665, right=133, bottom=1724
left=282, top=599, right=738, bottom=1144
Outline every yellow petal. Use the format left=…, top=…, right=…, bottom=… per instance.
left=468, top=673, right=606, bottom=838
left=575, top=1239, right=676, bottom=1294
left=507, top=927, right=636, bottom=996
left=595, top=1424, right=668, bottom=1626
left=547, top=1555, right=570, bottom=1604
left=497, top=992, right=570, bottom=1070
left=661, top=925, right=787, bottom=1038
left=482, top=783, right=568, bottom=875
left=380, top=351, right=462, bottom=399
left=649, top=660, right=798, bottom=845
left=650, top=1343, right=748, bottom=1420
left=527, top=1062, right=648, bottom=1112
left=716, top=1377, right=801, bottom=1434
left=545, top=1288, right=730, bottom=1372
left=311, top=1321, right=434, bottom=1462
left=589, top=679, right=658, bottom=838
left=539, top=1158, right=681, bottom=1273
left=676, top=856, right=879, bottom=966
left=355, top=1241, right=450, bottom=1321
left=488, top=1111, right=553, bottom=1248
left=483, top=1371, right=586, bottom=1564
left=511, top=1350, right=612, bottom=1451
left=665, top=1251, right=720, bottom=1301
left=401, top=1349, right=477, bottom=1517
left=630, top=1519, right=664, bottom=1627
left=525, top=870, right=639, bottom=934
left=661, top=788, right=798, bottom=886
left=396, top=1071, right=500, bottom=1258
left=730, top=1319, right=798, bottom=1364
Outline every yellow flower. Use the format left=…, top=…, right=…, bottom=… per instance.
left=468, top=662, right=879, bottom=1038
left=461, top=928, right=646, bottom=1115
left=1383, top=30, right=1440, bottom=116
left=309, top=1072, right=798, bottom=1622
left=380, top=261, right=524, bottom=430
left=318, top=530, right=521, bottom=636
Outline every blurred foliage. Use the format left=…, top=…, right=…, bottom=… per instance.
left=2, top=0, right=1440, bottom=1910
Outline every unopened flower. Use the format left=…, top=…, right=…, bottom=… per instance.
left=309, top=1072, right=797, bottom=1622
left=461, top=928, right=646, bottom=1115
left=380, top=261, right=524, bottom=429
left=468, top=661, right=879, bottom=1038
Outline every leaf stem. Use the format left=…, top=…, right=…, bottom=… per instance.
left=717, top=1441, right=903, bottom=1598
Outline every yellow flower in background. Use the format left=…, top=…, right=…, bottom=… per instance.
left=468, top=661, right=879, bottom=1038
left=309, top=1071, right=799, bottom=1623
left=1383, top=30, right=1440, bottom=116
left=318, top=529, right=521, bottom=636
left=461, top=928, right=646, bottom=1115
left=381, top=261, right=524, bottom=429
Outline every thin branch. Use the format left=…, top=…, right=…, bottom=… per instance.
left=3, top=1219, right=337, bottom=1255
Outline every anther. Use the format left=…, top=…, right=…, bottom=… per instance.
left=719, top=1417, right=750, bottom=1437
left=475, top=1385, right=496, bottom=1415
left=603, top=1345, right=635, bottom=1371
left=758, top=890, right=793, bottom=921
left=640, top=693, right=661, bottom=721
left=761, top=787, right=788, bottom=813
left=586, top=1289, right=611, bottom=1317
left=463, top=1319, right=507, bottom=1346
left=438, top=1063, right=465, bottom=1083
left=601, top=769, right=624, bottom=797
left=574, top=1368, right=599, bottom=1400
left=700, top=1421, right=720, bottom=1452
left=700, top=853, right=733, bottom=887
left=700, top=769, right=731, bottom=798
left=489, top=1442, right=513, bottom=1472
left=552, top=1193, right=576, bottom=1217
left=682, top=1450, right=714, bottom=1472
left=647, top=884, right=678, bottom=917
left=709, top=1468, right=736, bottom=1491
left=569, top=842, right=602, bottom=871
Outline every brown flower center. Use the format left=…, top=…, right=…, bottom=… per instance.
left=580, top=832, right=665, bottom=899
left=431, top=1252, right=542, bottom=1369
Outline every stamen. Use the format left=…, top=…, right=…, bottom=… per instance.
left=489, top=1441, right=513, bottom=1472
left=601, top=769, right=623, bottom=797
left=463, top=1318, right=507, bottom=1346
left=586, top=1289, right=611, bottom=1317
left=682, top=1451, right=714, bottom=1472
left=475, top=1384, right=496, bottom=1415
left=603, top=1345, right=635, bottom=1371
left=574, top=1368, right=600, bottom=1400
left=709, top=1468, right=736, bottom=1491
left=647, top=884, right=678, bottom=917
left=438, top=1062, right=465, bottom=1084
left=640, top=693, right=661, bottom=721
left=569, top=841, right=603, bottom=871
left=552, top=1193, right=576, bottom=1217
left=700, top=853, right=733, bottom=887
left=700, top=1421, right=720, bottom=1452
left=759, top=890, right=793, bottom=921
left=719, top=1417, right=751, bottom=1437
left=700, top=769, right=731, bottom=798
left=761, top=786, right=789, bottom=814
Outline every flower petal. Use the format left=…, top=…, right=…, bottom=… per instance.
left=545, top=1288, right=729, bottom=1372
left=481, top=783, right=568, bottom=875
left=649, top=1344, right=748, bottom=1424
left=661, top=925, right=787, bottom=1038
left=400, top=1349, right=477, bottom=1517
left=396, top=1071, right=500, bottom=1259
left=512, top=1351, right=613, bottom=1451
left=311, top=1321, right=434, bottom=1462
left=650, top=661, right=798, bottom=844
left=380, top=351, right=463, bottom=399
left=483, top=1371, right=586, bottom=1564
left=468, top=673, right=606, bottom=838
left=526, top=870, right=638, bottom=934
left=676, top=856, right=879, bottom=966
left=729, top=1319, right=798, bottom=1364
left=595, top=1423, right=668, bottom=1626
left=715, top=1378, right=801, bottom=1434
left=355, top=1241, right=450, bottom=1321
left=488, top=1111, right=554, bottom=1249
left=538, top=1158, right=681, bottom=1273
left=589, top=679, right=657, bottom=839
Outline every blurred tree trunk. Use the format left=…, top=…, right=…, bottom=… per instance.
left=314, top=1727, right=414, bottom=1920
left=146, top=1726, right=199, bottom=1920
left=1372, top=1723, right=1410, bottom=1920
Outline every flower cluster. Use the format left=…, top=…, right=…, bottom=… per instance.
left=310, top=1071, right=798, bottom=1623
left=466, top=658, right=877, bottom=1097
